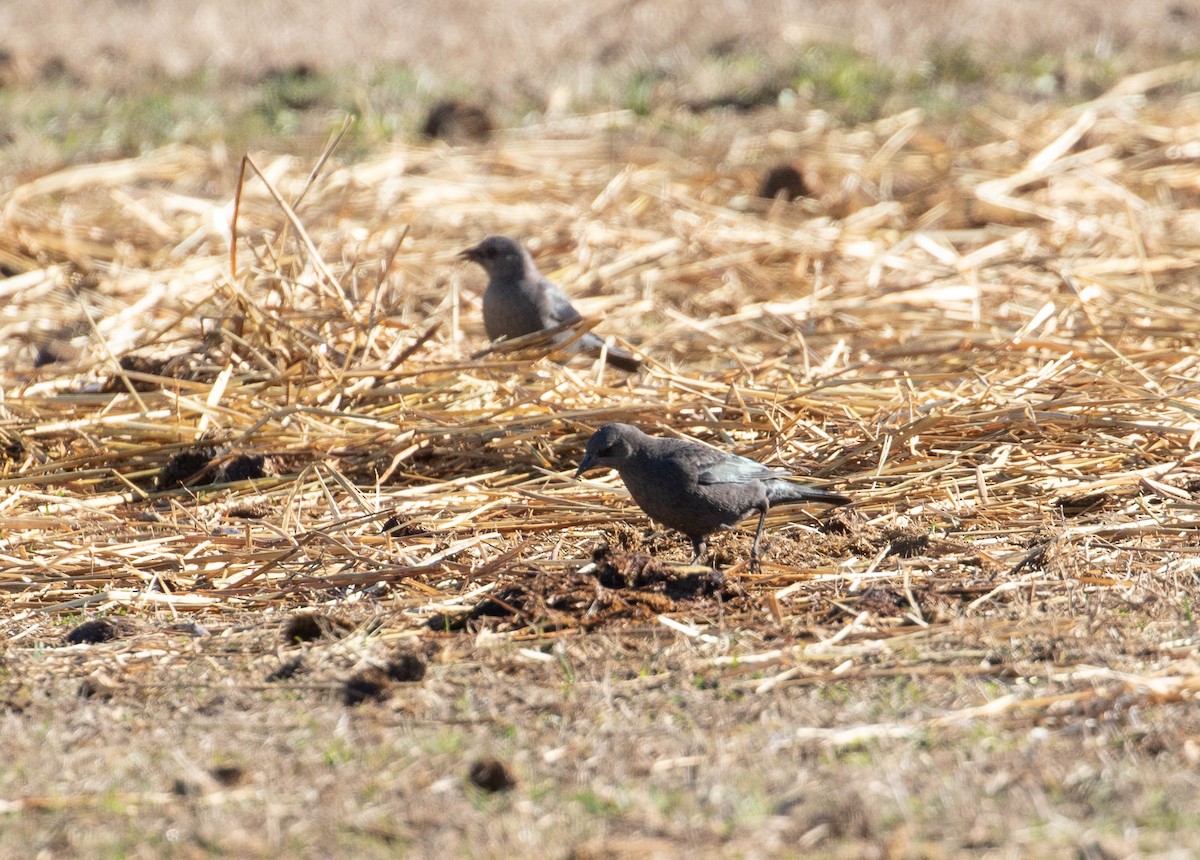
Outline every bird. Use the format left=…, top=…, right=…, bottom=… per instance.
left=575, top=423, right=850, bottom=565
left=458, top=236, right=642, bottom=372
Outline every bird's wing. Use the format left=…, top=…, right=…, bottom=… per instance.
left=535, top=278, right=583, bottom=327
left=696, top=452, right=779, bottom=485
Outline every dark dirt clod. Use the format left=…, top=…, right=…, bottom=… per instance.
left=1055, top=491, right=1115, bottom=516
left=170, top=779, right=199, bottom=798
left=820, top=514, right=856, bottom=536
left=100, top=354, right=171, bottom=392
left=757, top=162, right=809, bottom=201
left=425, top=612, right=469, bottom=633
left=590, top=544, right=633, bottom=588
left=589, top=545, right=671, bottom=586
left=385, top=652, right=427, bottom=683
left=422, top=99, right=494, bottom=143
left=595, top=565, right=628, bottom=589
left=34, top=339, right=79, bottom=368
left=471, top=586, right=529, bottom=618
left=885, top=530, right=930, bottom=559
left=65, top=618, right=129, bottom=645
left=159, top=449, right=275, bottom=489
left=158, top=448, right=217, bottom=489
left=591, top=545, right=729, bottom=600
left=854, top=586, right=911, bottom=616
left=343, top=670, right=391, bottom=706
left=210, top=766, right=246, bottom=787
left=217, top=454, right=270, bottom=483
left=281, top=613, right=324, bottom=643
left=629, top=561, right=726, bottom=600
left=281, top=611, right=352, bottom=643
left=381, top=517, right=429, bottom=537
left=467, top=757, right=516, bottom=792
left=0, top=431, right=24, bottom=461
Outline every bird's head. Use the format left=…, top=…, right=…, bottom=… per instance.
left=575, top=423, right=641, bottom=477
left=458, top=236, right=531, bottom=280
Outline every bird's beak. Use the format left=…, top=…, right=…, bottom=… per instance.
left=575, top=454, right=595, bottom=478
left=458, top=245, right=480, bottom=262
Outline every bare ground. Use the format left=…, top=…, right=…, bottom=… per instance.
left=6, top=617, right=1200, bottom=858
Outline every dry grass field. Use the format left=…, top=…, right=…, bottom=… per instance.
left=3, top=4, right=1200, bottom=858
left=4, top=0, right=1200, bottom=89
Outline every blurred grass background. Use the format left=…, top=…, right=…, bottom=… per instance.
left=2, top=0, right=1199, bottom=168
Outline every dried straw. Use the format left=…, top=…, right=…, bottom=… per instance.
left=1, top=67, right=1199, bottom=724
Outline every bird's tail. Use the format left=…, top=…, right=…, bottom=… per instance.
left=578, top=332, right=642, bottom=372
left=768, top=482, right=851, bottom=507
left=602, top=349, right=642, bottom=373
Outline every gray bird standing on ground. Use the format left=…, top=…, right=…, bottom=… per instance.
left=576, top=423, right=850, bottom=564
left=459, top=236, right=642, bottom=372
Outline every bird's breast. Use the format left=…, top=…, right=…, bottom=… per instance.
left=482, top=283, right=541, bottom=340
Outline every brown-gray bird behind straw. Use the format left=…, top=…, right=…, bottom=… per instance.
left=459, top=236, right=642, bottom=372
left=576, top=423, right=849, bottom=564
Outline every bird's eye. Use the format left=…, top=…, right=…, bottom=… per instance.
left=598, top=445, right=615, bottom=457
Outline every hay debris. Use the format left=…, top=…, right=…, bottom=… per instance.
left=2, top=67, right=1200, bottom=727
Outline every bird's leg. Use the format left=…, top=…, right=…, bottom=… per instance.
left=749, top=503, right=769, bottom=572
left=690, top=537, right=707, bottom=566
